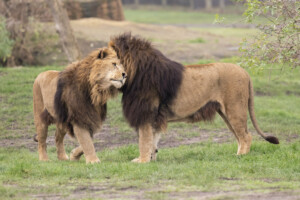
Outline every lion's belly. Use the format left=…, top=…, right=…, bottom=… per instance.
left=168, top=63, right=250, bottom=119
left=169, top=67, right=222, bottom=118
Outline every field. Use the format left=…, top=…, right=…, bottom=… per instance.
left=1, top=7, right=300, bottom=200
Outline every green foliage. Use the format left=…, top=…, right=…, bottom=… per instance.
left=189, top=37, right=205, bottom=43
left=237, top=0, right=300, bottom=70
left=0, top=16, right=14, bottom=64
left=213, top=14, right=225, bottom=24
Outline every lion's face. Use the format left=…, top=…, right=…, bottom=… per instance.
left=89, top=48, right=127, bottom=89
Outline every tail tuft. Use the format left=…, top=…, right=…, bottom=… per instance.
left=265, top=136, right=279, bottom=144
left=33, top=134, right=38, bottom=142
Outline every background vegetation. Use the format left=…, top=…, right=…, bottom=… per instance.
left=0, top=3, right=299, bottom=200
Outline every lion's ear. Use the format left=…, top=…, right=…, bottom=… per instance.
left=98, top=49, right=108, bottom=59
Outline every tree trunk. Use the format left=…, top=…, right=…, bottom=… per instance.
left=220, top=0, right=225, bottom=11
left=205, top=0, right=212, bottom=11
left=161, top=0, right=167, bottom=6
left=47, top=0, right=81, bottom=63
left=97, top=0, right=125, bottom=21
left=134, top=0, right=139, bottom=6
left=189, top=0, right=194, bottom=10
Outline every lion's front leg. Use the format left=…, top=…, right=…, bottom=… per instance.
left=132, top=123, right=154, bottom=163
left=151, top=132, right=161, bottom=161
left=73, top=125, right=100, bottom=164
left=55, top=125, right=69, bottom=161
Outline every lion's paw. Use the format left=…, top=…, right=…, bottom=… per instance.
left=86, top=158, right=100, bottom=164
left=131, top=157, right=150, bottom=163
left=131, top=157, right=141, bottom=163
left=70, top=153, right=81, bottom=161
left=58, top=154, right=69, bottom=161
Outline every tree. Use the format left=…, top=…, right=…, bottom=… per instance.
left=239, top=0, right=300, bottom=70
left=216, top=0, right=300, bottom=70
left=97, top=0, right=125, bottom=21
left=47, top=0, right=81, bottom=63
left=0, top=0, right=52, bottom=66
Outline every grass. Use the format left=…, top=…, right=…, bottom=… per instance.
left=0, top=63, right=300, bottom=198
left=124, top=6, right=266, bottom=25
left=0, top=142, right=299, bottom=199
left=189, top=37, right=206, bottom=43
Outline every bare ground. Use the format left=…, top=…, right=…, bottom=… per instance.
left=0, top=124, right=235, bottom=152
left=25, top=182, right=300, bottom=200
left=70, top=18, right=242, bottom=63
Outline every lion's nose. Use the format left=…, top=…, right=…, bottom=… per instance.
left=122, top=72, right=126, bottom=78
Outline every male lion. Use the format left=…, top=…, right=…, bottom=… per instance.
left=33, top=47, right=126, bottom=164
left=109, top=33, right=279, bottom=163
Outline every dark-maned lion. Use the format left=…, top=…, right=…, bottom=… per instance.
left=109, top=33, right=279, bottom=163
left=33, top=47, right=127, bottom=164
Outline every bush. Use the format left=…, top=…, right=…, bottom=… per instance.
left=216, top=0, right=300, bottom=71
left=0, top=16, right=14, bottom=65
left=239, top=0, right=300, bottom=70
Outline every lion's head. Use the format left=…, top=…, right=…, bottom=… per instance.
left=89, top=47, right=127, bottom=90
left=53, top=47, right=127, bottom=134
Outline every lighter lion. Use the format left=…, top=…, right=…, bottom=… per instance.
left=33, top=47, right=126, bottom=164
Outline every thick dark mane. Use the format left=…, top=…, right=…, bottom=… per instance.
left=54, top=60, right=107, bottom=137
left=110, top=33, right=184, bottom=130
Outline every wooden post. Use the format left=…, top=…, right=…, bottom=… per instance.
left=97, top=0, right=125, bottom=21
left=47, top=0, right=81, bottom=62
left=205, top=0, right=212, bottom=10
left=189, top=0, right=194, bottom=10
left=0, top=0, right=11, bottom=18
left=134, top=0, right=139, bottom=6
left=162, top=0, right=167, bottom=6
left=115, top=0, right=125, bottom=21
left=220, top=0, right=225, bottom=11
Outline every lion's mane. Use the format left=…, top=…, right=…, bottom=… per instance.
left=109, top=33, right=184, bottom=130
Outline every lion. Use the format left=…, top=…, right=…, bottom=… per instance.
left=109, top=33, right=279, bottom=163
left=33, top=47, right=127, bottom=164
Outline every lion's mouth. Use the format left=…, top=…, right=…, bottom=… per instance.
left=110, top=78, right=126, bottom=85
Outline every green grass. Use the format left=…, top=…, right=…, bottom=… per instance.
left=0, top=66, right=64, bottom=139
left=189, top=37, right=206, bottom=43
left=124, top=8, right=240, bottom=24
left=0, top=141, right=299, bottom=199
left=1, top=64, right=300, bottom=138
left=124, top=7, right=266, bottom=25
left=0, top=63, right=299, bottom=198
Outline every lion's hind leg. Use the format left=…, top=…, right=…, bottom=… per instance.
left=218, top=108, right=252, bottom=155
left=55, top=125, right=69, bottom=160
left=70, top=146, right=84, bottom=161
left=33, top=83, right=50, bottom=161
left=35, top=120, right=49, bottom=161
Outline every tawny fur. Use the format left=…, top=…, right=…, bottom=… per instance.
left=33, top=47, right=126, bottom=164
left=109, top=33, right=279, bottom=163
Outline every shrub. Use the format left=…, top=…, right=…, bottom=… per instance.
left=0, top=16, right=14, bottom=65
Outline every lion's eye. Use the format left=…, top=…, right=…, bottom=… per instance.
left=112, top=63, right=117, bottom=67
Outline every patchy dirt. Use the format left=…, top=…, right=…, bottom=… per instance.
left=70, top=18, right=242, bottom=64
left=0, top=124, right=235, bottom=153
left=25, top=181, right=300, bottom=200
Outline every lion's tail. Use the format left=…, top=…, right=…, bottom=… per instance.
left=248, top=79, right=279, bottom=144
